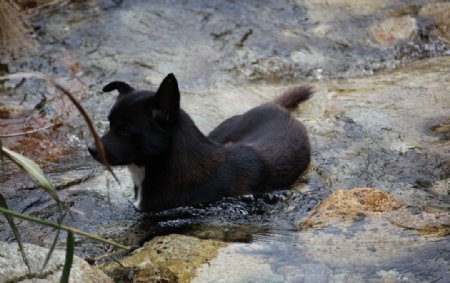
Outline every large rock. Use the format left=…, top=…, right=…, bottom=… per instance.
left=297, top=188, right=450, bottom=269
left=369, top=15, right=417, bottom=46
left=299, top=188, right=450, bottom=234
left=419, top=2, right=450, bottom=44
left=103, top=234, right=227, bottom=283
left=0, top=241, right=112, bottom=283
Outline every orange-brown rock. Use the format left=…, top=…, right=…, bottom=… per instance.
left=299, top=188, right=450, bottom=236
left=103, top=234, right=227, bottom=283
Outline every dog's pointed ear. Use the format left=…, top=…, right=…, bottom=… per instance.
left=153, top=73, right=180, bottom=124
left=103, top=81, right=134, bottom=95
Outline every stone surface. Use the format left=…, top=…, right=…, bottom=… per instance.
left=1, top=55, right=448, bottom=281
left=192, top=189, right=449, bottom=282
left=420, top=2, right=450, bottom=44
left=103, top=234, right=227, bottom=283
left=0, top=1, right=37, bottom=60
left=369, top=15, right=417, bottom=46
left=193, top=243, right=283, bottom=283
left=299, top=188, right=450, bottom=234
left=292, top=188, right=450, bottom=279
left=298, top=217, right=447, bottom=271
left=0, top=241, right=112, bottom=283
left=299, top=188, right=403, bottom=229
left=304, top=0, right=393, bottom=23
left=1, top=1, right=449, bottom=281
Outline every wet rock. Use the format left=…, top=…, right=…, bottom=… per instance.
left=1, top=2, right=449, bottom=280
left=299, top=188, right=404, bottom=229
left=301, top=56, right=450, bottom=210
left=419, top=3, right=450, bottom=44
left=194, top=239, right=425, bottom=282
left=103, top=234, right=227, bottom=283
left=186, top=224, right=265, bottom=243
left=0, top=241, right=112, bottom=283
left=299, top=188, right=450, bottom=235
left=0, top=76, right=86, bottom=164
left=428, top=117, right=450, bottom=141
left=290, top=49, right=328, bottom=66
left=304, top=0, right=393, bottom=23
left=0, top=1, right=37, bottom=60
left=298, top=221, right=449, bottom=280
left=369, top=15, right=417, bottom=46
left=295, top=188, right=450, bottom=277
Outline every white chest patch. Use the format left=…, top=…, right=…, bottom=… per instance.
left=128, top=164, right=145, bottom=210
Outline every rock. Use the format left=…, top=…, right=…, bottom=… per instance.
left=299, top=188, right=450, bottom=234
left=304, top=0, right=393, bottom=22
left=193, top=185, right=450, bottom=282
left=296, top=188, right=450, bottom=271
left=186, top=224, right=264, bottom=243
left=103, top=234, right=227, bottom=283
left=369, top=15, right=417, bottom=46
left=193, top=243, right=283, bottom=283
left=299, top=188, right=404, bottom=229
left=419, top=2, right=450, bottom=44
left=290, top=49, right=328, bottom=66
left=0, top=1, right=37, bottom=60
left=0, top=241, right=112, bottom=283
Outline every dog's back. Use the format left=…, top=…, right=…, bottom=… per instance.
left=209, top=87, right=312, bottom=190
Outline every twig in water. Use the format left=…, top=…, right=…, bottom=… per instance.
left=236, top=29, right=253, bottom=48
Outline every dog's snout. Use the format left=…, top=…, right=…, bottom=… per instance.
left=88, top=143, right=98, bottom=159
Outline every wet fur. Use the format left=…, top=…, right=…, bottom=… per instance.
left=89, top=74, right=312, bottom=211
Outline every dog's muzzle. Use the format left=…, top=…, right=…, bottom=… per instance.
left=87, top=143, right=99, bottom=160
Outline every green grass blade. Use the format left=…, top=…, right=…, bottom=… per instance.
left=60, top=231, right=74, bottom=283
left=0, top=146, right=65, bottom=271
left=1, top=146, right=58, bottom=199
left=0, top=138, right=4, bottom=171
left=0, top=193, right=32, bottom=273
left=42, top=217, right=63, bottom=271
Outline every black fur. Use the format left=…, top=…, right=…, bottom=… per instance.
left=89, top=73, right=312, bottom=211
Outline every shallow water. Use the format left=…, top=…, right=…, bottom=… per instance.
left=194, top=226, right=449, bottom=282
left=1, top=0, right=449, bottom=281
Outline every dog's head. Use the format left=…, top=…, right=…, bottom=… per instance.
left=88, top=73, right=180, bottom=166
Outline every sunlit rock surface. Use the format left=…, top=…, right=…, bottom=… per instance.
left=299, top=188, right=450, bottom=234
left=103, top=234, right=226, bottom=283
left=0, top=241, right=112, bottom=283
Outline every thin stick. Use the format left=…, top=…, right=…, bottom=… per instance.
left=91, top=249, right=131, bottom=263
left=0, top=122, right=62, bottom=138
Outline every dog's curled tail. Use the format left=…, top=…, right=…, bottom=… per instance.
left=273, top=86, right=312, bottom=112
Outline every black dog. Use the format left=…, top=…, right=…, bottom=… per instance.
left=89, top=74, right=312, bottom=211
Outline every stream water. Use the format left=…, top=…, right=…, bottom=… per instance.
left=1, top=0, right=449, bottom=282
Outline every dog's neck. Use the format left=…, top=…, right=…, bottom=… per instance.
left=135, top=110, right=223, bottom=182
left=166, top=110, right=223, bottom=183
left=130, top=110, right=224, bottom=210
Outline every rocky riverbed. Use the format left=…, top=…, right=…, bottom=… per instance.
left=1, top=0, right=449, bottom=282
